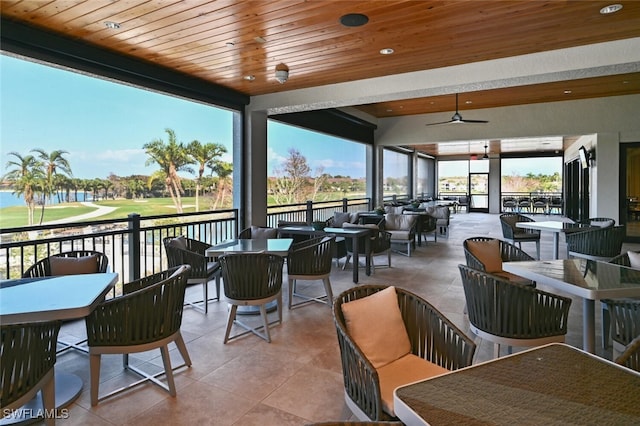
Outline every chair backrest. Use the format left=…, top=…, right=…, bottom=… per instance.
left=163, top=236, right=213, bottom=279
left=458, top=264, right=571, bottom=339
left=566, top=225, right=625, bottom=259
left=605, top=299, right=640, bottom=348
left=23, top=250, right=109, bottom=278
left=499, top=213, right=536, bottom=238
left=609, top=250, right=640, bottom=268
left=1, top=320, right=61, bottom=408
left=383, top=213, right=417, bottom=231
left=463, top=237, right=534, bottom=272
left=219, top=253, right=283, bottom=301
left=581, top=217, right=615, bottom=228
left=86, top=265, right=191, bottom=347
left=287, top=236, right=335, bottom=275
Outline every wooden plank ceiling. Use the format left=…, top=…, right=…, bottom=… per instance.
left=2, top=0, right=640, bottom=156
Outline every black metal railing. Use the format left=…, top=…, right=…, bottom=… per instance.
left=501, top=192, right=563, bottom=214
left=266, top=197, right=371, bottom=227
left=0, top=209, right=238, bottom=289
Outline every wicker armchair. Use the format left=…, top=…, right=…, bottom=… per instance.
left=287, top=236, right=335, bottom=309
left=458, top=265, right=572, bottom=358
left=219, top=253, right=284, bottom=343
left=163, top=236, right=220, bottom=314
left=615, top=334, right=640, bottom=372
left=499, top=213, right=541, bottom=260
left=601, top=299, right=640, bottom=360
left=565, top=225, right=625, bottom=261
left=333, top=285, right=476, bottom=421
left=463, top=237, right=535, bottom=286
left=85, top=265, right=192, bottom=406
left=22, top=250, right=109, bottom=354
left=343, top=217, right=391, bottom=273
left=1, top=320, right=61, bottom=426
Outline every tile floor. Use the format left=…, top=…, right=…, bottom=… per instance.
left=48, top=213, right=640, bottom=425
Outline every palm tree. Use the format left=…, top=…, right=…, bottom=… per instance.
left=143, top=128, right=192, bottom=213
left=2, top=152, right=44, bottom=225
left=187, top=140, right=227, bottom=212
left=32, top=149, right=72, bottom=224
left=209, top=160, right=233, bottom=210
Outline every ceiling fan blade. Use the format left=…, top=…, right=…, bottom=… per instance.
left=425, top=120, right=454, bottom=126
left=460, top=118, right=489, bottom=123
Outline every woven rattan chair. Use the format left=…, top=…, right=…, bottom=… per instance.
left=601, top=299, right=640, bottom=360
left=499, top=213, right=541, bottom=259
left=163, top=236, right=220, bottom=314
left=85, top=265, right=192, bottom=406
left=219, top=253, right=284, bottom=343
left=601, top=251, right=640, bottom=349
left=22, top=250, right=109, bottom=354
left=463, top=237, right=536, bottom=287
left=287, top=236, right=335, bottom=309
left=615, top=334, right=640, bottom=372
left=565, top=225, right=625, bottom=261
left=343, top=218, right=391, bottom=273
left=458, top=264, right=572, bottom=358
left=1, top=320, right=61, bottom=426
left=333, top=285, right=476, bottom=421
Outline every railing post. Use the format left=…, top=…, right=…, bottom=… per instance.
left=306, top=200, right=313, bottom=224
left=128, top=213, right=141, bottom=282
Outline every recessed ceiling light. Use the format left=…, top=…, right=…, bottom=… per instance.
left=243, top=75, right=255, bottom=81
left=340, top=13, right=369, bottom=27
left=380, top=48, right=394, bottom=55
left=104, top=21, right=121, bottom=29
left=225, top=42, right=235, bottom=48
left=386, top=109, right=393, bottom=112
left=600, top=4, right=622, bottom=14
left=254, top=36, right=266, bottom=44
left=465, top=100, right=472, bottom=104
left=564, top=90, right=572, bottom=94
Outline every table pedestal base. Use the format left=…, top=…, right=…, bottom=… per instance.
left=0, top=372, right=82, bottom=425
left=236, top=301, right=278, bottom=315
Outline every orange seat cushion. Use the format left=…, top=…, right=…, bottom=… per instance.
left=466, top=239, right=502, bottom=273
left=49, top=255, right=100, bottom=276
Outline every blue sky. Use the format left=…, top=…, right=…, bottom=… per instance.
left=1, top=55, right=366, bottom=180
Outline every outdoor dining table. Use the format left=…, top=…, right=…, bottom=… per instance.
left=394, top=343, right=640, bottom=426
left=515, top=220, right=593, bottom=259
left=0, top=272, right=118, bottom=425
left=503, top=258, right=640, bottom=354
left=277, top=226, right=372, bottom=283
left=204, top=238, right=293, bottom=257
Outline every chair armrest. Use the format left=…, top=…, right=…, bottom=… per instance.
left=186, top=238, right=212, bottom=256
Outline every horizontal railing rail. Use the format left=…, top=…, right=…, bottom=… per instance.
left=266, top=197, right=371, bottom=227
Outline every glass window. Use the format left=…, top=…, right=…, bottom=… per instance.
left=438, top=160, right=469, bottom=197
left=267, top=120, right=366, bottom=204
left=383, top=149, right=409, bottom=198
left=416, top=156, right=435, bottom=198
left=0, top=54, right=234, bottom=215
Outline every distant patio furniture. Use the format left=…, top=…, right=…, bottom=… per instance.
left=549, top=197, right=563, bottom=214
left=238, top=225, right=278, bottom=239
left=517, top=197, right=531, bottom=213
left=383, top=213, right=418, bottom=256
left=532, top=197, right=548, bottom=214
left=457, top=195, right=470, bottom=213
left=502, top=197, right=517, bottom=212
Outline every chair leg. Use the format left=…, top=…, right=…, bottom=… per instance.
left=322, top=277, right=333, bottom=306
left=160, top=345, right=176, bottom=397
left=42, top=373, right=55, bottom=426
left=277, top=292, right=283, bottom=324
left=536, top=241, right=540, bottom=260
left=174, top=332, right=192, bottom=366
left=202, top=281, right=209, bottom=314
left=223, top=305, right=238, bottom=344
left=494, top=343, right=501, bottom=358
left=602, top=304, right=611, bottom=349
left=288, top=278, right=295, bottom=309
left=342, top=254, right=352, bottom=270
left=90, top=353, right=101, bottom=406
left=260, top=304, right=271, bottom=343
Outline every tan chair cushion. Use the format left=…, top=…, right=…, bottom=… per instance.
left=49, top=255, right=100, bottom=276
left=628, top=251, right=640, bottom=269
left=341, top=286, right=411, bottom=369
left=377, top=353, right=449, bottom=416
left=333, top=211, right=352, bottom=227
left=250, top=226, right=277, bottom=239
left=466, top=239, right=502, bottom=273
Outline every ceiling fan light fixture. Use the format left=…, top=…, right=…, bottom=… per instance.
left=482, top=144, right=489, bottom=159
left=275, top=69, right=289, bottom=84
left=600, top=4, right=622, bottom=14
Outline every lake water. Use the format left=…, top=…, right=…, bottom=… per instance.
left=0, top=191, right=89, bottom=208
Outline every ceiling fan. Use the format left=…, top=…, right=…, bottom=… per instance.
left=425, top=93, right=489, bottom=126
